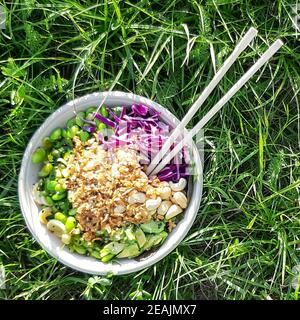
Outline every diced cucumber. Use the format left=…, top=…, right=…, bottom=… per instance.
left=140, top=221, right=165, bottom=234
left=103, top=242, right=125, bottom=255
left=135, top=228, right=146, bottom=248
left=116, top=244, right=140, bottom=258
left=143, top=231, right=168, bottom=251
left=125, top=228, right=136, bottom=241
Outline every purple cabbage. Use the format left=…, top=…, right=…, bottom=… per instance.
left=82, top=126, right=96, bottom=133
left=95, top=104, right=189, bottom=182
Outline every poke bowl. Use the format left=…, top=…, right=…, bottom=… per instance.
left=18, top=91, right=203, bottom=275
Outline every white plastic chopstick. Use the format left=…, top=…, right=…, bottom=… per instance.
left=150, top=39, right=284, bottom=176
left=146, top=27, right=258, bottom=175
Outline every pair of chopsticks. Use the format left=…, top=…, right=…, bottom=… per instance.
left=146, top=27, right=283, bottom=176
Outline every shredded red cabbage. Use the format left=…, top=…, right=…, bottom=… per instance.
left=94, top=113, right=116, bottom=128
left=95, top=104, right=189, bottom=182
left=82, top=126, right=96, bottom=133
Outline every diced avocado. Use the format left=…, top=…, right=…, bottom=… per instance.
left=125, top=227, right=136, bottom=241
left=140, top=221, right=165, bottom=234
left=143, top=231, right=168, bottom=251
left=116, top=244, right=140, bottom=258
left=103, top=242, right=125, bottom=255
left=135, top=228, right=146, bottom=248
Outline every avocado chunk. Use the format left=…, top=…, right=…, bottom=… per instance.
left=103, top=242, right=125, bottom=255
left=135, top=228, right=146, bottom=248
left=143, top=231, right=168, bottom=251
left=116, top=243, right=140, bottom=258
left=140, top=221, right=165, bottom=234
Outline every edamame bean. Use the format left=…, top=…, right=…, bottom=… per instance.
left=52, top=192, right=67, bottom=201
left=38, top=163, right=53, bottom=177
left=68, top=208, right=77, bottom=216
left=97, top=122, right=107, bottom=131
left=59, top=201, right=70, bottom=214
left=67, top=117, right=76, bottom=128
left=68, top=125, right=79, bottom=138
left=100, top=105, right=109, bottom=117
left=86, top=107, right=96, bottom=114
left=46, top=180, right=57, bottom=192
left=79, top=130, right=90, bottom=142
left=50, top=128, right=62, bottom=141
left=64, top=137, right=73, bottom=146
left=61, top=129, right=68, bottom=138
left=75, top=111, right=86, bottom=127
left=65, top=216, right=76, bottom=233
left=45, top=196, right=55, bottom=206
left=54, top=183, right=65, bottom=193
left=51, top=149, right=60, bottom=158
left=63, top=150, right=72, bottom=160
left=54, top=212, right=67, bottom=224
left=42, top=137, right=52, bottom=150
left=32, top=148, right=46, bottom=164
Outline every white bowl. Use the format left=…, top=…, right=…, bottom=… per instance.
left=18, top=91, right=203, bottom=275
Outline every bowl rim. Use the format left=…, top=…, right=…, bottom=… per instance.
left=18, top=91, right=203, bottom=275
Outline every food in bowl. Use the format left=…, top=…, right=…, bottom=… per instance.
left=31, top=104, right=190, bottom=263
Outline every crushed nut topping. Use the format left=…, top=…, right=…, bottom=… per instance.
left=64, top=136, right=166, bottom=241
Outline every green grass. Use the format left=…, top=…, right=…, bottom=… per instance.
left=0, top=0, right=299, bottom=300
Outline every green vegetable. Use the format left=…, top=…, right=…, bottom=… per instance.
left=75, top=111, right=86, bottom=127
left=102, top=242, right=124, bottom=255
left=61, top=129, right=68, bottom=138
left=79, top=130, right=90, bottom=142
left=100, top=105, right=109, bottom=117
left=54, top=212, right=67, bottom=224
left=45, top=180, right=57, bottom=192
left=38, top=163, right=53, bottom=177
left=101, top=253, right=114, bottom=263
left=97, top=122, right=107, bottom=131
left=143, top=231, right=168, bottom=250
left=65, top=216, right=76, bottom=233
left=67, top=117, right=76, bottom=128
left=45, top=196, right=55, bottom=206
left=135, top=228, right=146, bottom=248
left=140, top=221, right=165, bottom=234
left=73, top=245, right=86, bottom=255
left=111, top=229, right=125, bottom=241
left=52, top=192, right=67, bottom=201
left=116, top=244, right=140, bottom=258
left=90, top=250, right=101, bottom=259
left=51, top=149, right=61, bottom=158
left=68, top=125, right=79, bottom=138
left=42, top=137, right=53, bottom=150
left=125, top=228, right=136, bottom=241
left=54, top=183, right=65, bottom=193
left=86, top=107, right=96, bottom=114
left=50, top=128, right=62, bottom=141
left=68, top=208, right=77, bottom=216
left=63, top=150, right=72, bottom=160
left=32, top=148, right=46, bottom=164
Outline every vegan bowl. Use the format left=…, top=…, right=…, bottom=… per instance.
left=18, top=92, right=203, bottom=274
